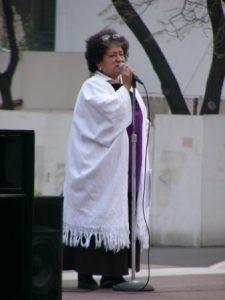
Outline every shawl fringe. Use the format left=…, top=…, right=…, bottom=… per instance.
left=63, top=223, right=130, bottom=253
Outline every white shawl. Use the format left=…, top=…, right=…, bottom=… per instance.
left=63, top=72, right=151, bottom=252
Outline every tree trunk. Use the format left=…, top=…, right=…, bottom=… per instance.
left=0, top=74, right=14, bottom=109
left=0, top=0, right=19, bottom=110
left=200, top=0, right=225, bottom=114
left=112, top=0, right=190, bottom=114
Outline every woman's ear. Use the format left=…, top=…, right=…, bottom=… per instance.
left=97, top=64, right=102, bottom=71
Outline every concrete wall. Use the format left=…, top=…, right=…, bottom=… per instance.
left=151, top=115, right=225, bottom=246
left=201, top=117, right=225, bottom=245
left=1, top=51, right=225, bottom=117
left=1, top=110, right=225, bottom=246
left=0, top=110, right=73, bottom=196
left=0, top=51, right=89, bottom=110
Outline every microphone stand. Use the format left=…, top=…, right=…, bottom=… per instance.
left=113, top=80, right=154, bottom=292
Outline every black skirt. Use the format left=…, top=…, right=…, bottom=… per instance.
left=62, top=193, right=140, bottom=276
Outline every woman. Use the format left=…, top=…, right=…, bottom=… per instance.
left=63, top=28, right=151, bottom=290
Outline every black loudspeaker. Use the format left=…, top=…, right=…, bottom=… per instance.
left=32, top=196, right=63, bottom=300
left=0, top=129, right=34, bottom=300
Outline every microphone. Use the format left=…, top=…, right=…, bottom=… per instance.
left=117, top=63, right=144, bottom=85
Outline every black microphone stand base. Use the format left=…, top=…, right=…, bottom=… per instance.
left=112, top=280, right=154, bottom=292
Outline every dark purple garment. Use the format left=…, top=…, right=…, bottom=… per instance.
left=127, top=99, right=143, bottom=192
left=107, top=80, right=143, bottom=192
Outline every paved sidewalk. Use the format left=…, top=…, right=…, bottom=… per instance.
left=62, top=247, right=225, bottom=300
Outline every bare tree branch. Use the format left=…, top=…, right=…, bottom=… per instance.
left=200, top=0, right=225, bottom=114
left=112, top=0, right=190, bottom=114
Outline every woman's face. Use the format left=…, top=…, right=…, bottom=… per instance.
left=97, top=44, right=126, bottom=80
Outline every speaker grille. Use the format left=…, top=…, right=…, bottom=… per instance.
left=32, top=196, right=63, bottom=300
left=32, top=227, right=62, bottom=297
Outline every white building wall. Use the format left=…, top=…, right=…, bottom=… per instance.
left=55, top=0, right=225, bottom=98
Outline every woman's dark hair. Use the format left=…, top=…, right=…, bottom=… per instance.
left=85, top=28, right=129, bottom=73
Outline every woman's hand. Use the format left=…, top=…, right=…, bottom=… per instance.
left=119, top=64, right=134, bottom=91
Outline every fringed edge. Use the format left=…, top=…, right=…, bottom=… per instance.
left=136, top=219, right=151, bottom=250
left=63, top=222, right=130, bottom=253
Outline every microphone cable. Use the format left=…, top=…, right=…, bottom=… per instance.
left=136, top=80, right=154, bottom=291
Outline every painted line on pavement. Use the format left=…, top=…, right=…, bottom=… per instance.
left=63, top=266, right=225, bottom=282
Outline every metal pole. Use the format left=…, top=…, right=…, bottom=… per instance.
left=131, top=83, right=137, bottom=281
left=112, top=80, right=154, bottom=292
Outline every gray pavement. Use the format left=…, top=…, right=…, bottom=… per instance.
left=142, top=246, right=225, bottom=267
left=62, top=246, right=225, bottom=299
